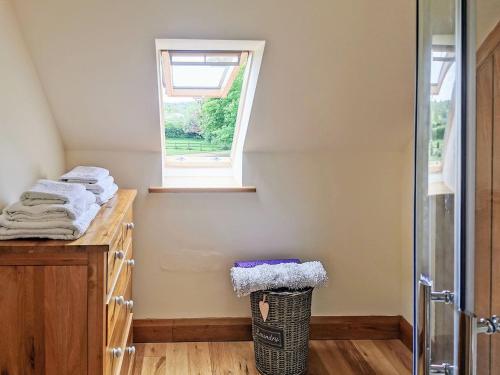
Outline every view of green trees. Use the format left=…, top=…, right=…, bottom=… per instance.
left=164, top=66, right=245, bottom=156
left=430, top=100, right=450, bottom=162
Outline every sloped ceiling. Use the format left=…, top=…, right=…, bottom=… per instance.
left=477, top=0, right=500, bottom=45
left=12, top=0, right=415, bottom=153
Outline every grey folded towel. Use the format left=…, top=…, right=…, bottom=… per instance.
left=60, top=166, right=109, bottom=184
left=231, top=261, right=328, bottom=297
left=20, top=179, right=88, bottom=206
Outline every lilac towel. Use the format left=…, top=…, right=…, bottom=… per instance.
left=234, top=259, right=301, bottom=268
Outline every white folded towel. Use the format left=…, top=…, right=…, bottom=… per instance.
left=231, top=261, right=328, bottom=297
left=4, top=190, right=96, bottom=221
left=60, top=166, right=109, bottom=184
left=0, top=203, right=100, bottom=240
left=21, top=179, right=88, bottom=206
left=95, top=183, right=118, bottom=205
left=83, top=175, right=114, bottom=194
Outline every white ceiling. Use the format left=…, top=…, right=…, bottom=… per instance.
left=12, top=0, right=415, bottom=153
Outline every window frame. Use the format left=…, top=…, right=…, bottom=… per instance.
left=155, top=39, right=265, bottom=187
left=162, top=50, right=248, bottom=97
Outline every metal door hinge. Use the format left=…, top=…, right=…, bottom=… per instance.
left=430, top=363, right=454, bottom=374
left=431, top=290, right=455, bottom=304
left=477, top=315, right=500, bottom=335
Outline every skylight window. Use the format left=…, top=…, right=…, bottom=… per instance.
left=155, top=39, right=265, bottom=188
left=162, top=51, right=248, bottom=97
left=430, top=45, right=455, bottom=97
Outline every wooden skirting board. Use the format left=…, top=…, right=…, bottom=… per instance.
left=399, top=316, right=413, bottom=351
left=133, top=316, right=414, bottom=346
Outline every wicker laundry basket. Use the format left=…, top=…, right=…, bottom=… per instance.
left=250, top=288, right=313, bottom=375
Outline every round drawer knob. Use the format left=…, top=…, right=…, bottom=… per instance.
left=114, top=296, right=125, bottom=306
left=126, top=346, right=136, bottom=355
left=111, top=347, right=123, bottom=358
left=125, top=300, right=134, bottom=312
left=114, top=250, right=125, bottom=260
left=126, top=222, right=135, bottom=230
left=126, top=259, right=135, bottom=267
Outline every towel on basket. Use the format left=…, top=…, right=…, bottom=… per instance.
left=0, top=203, right=100, bottom=240
left=60, top=166, right=109, bottom=184
left=20, top=179, right=88, bottom=206
left=231, top=261, right=328, bottom=297
left=4, top=191, right=96, bottom=221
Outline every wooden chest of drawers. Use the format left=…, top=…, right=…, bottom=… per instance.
left=0, top=189, right=137, bottom=375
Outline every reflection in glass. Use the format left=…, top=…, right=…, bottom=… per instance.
left=415, top=0, right=461, bottom=370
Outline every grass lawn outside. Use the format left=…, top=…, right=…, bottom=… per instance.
left=165, top=137, right=231, bottom=156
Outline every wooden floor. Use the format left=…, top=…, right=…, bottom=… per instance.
left=132, top=340, right=412, bottom=375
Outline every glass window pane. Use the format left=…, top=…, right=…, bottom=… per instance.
left=431, top=52, right=446, bottom=85
left=171, top=53, right=204, bottom=64
left=205, top=53, right=240, bottom=64
left=163, top=63, right=247, bottom=161
left=171, top=66, right=230, bottom=89
left=170, top=51, right=241, bottom=65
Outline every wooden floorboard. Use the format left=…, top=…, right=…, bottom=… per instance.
left=133, top=340, right=412, bottom=374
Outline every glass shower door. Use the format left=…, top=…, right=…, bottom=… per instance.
left=414, top=0, right=469, bottom=373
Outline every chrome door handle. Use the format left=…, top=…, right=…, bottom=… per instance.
left=417, top=276, right=432, bottom=375
left=417, top=275, right=455, bottom=375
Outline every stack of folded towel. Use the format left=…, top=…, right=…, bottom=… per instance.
left=0, top=179, right=100, bottom=240
left=60, top=166, right=118, bottom=205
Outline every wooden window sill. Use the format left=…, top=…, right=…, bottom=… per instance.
left=148, top=186, right=257, bottom=193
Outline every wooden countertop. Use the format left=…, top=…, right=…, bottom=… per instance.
left=0, top=189, right=137, bottom=253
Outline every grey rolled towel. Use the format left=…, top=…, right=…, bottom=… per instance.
left=231, top=261, right=328, bottom=297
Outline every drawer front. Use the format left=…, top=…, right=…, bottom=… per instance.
left=107, top=205, right=134, bottom=296
left=107, top=245, right=133, bottom=344
left=121, top=206, right=134, bottom=251
left=105, top=312, right=133, bottom=375
left=120, top=329, right=135, bottom=375
left=107, top=229, right=124, bottom=295
left=105, top=201, right=135, bottom=375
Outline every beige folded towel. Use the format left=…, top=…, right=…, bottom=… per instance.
left=0, top=203, right=100, bottom=240
left=4, top=191, right=95, bottom=221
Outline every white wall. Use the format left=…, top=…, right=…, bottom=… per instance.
left=0, top=0, right=64, bottom=208
left=67, top=149, right=407, bottom=318
left=14, top=0, right=415, bottom=318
